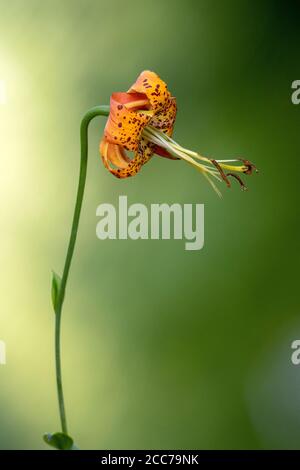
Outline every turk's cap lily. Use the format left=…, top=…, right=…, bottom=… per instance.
left=100, top=70, right=257, bottom=195
left=100, top=70, right=177, bottom=179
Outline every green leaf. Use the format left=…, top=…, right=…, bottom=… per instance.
left=51, top=271, right=62, bottom=311
left=43, top=432, right=74, bottom=450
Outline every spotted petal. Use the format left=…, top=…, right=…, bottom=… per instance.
left=100, top=70, right=177, bottom=179
left=103, top=92, right=153, bottom=152
left=100, top=136, right=154, bottom=179
left=127, top=70, right=171, bottom=112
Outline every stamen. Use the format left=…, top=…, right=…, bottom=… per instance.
left=211, top=160, right=231, bottom=188
left=141, top=125, right=257, bottom=195
left=238, top=159, right=258, bottom=175
left=142, top=128, right=217, bottom=178
left=226, top=173, right=248, bottom=191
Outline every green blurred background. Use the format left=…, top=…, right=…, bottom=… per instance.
left=1, top=0, right=300, bottom=450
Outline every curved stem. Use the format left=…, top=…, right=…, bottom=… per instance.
left=54, top=105, right=109, bottom=435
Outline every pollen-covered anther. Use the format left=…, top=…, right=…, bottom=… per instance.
left=226, top=173, right=248, bottom=191
left=210, top=157, right=258, bottom=190
left=238, top=159, right=258, bottom=175
left=210, top=160, right=232, bottom=188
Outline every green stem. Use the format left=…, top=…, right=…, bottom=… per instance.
left=54, top=105, right=109, bottom=435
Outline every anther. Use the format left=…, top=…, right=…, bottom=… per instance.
left=238, top=158, right=258, bottom=175
left=226, top=173, right=248, bottom=191
left=211, top=160, right=231, bottom=188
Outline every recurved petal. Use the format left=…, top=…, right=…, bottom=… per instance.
left=154, top=146, right=179, bottom=160
left=150, top=96, right=177, bottom=137
left=127, top=70, right=171, bottom=113
left=100, top=137, right=130, bottom=170
left=100, top=136, right=154, bottom=179
left=104, top=92, right=153, bottom=152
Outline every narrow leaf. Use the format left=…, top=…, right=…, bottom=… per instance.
left=51, top=271, right=62, bottom=311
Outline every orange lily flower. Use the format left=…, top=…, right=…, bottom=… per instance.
left=100, top=71, right=177, bottom=179
left=100, top=70, right=257, bottom=194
